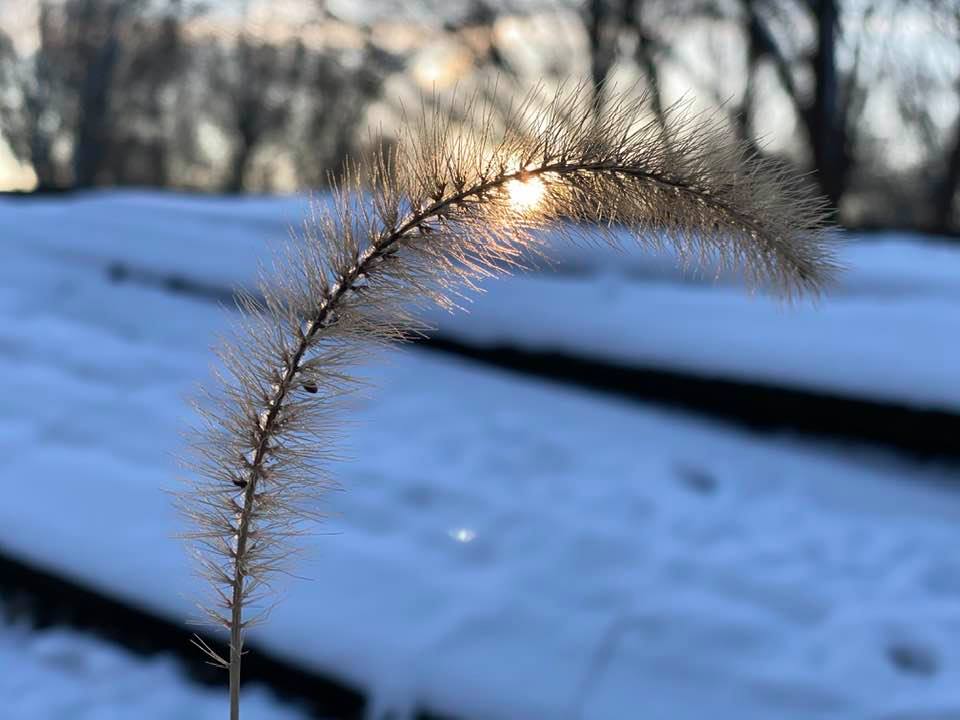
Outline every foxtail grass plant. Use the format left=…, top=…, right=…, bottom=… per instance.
left=178, top=83, right=836, bottom=719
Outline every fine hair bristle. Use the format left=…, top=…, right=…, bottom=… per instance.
left=177, top=81, right=837, bottom=717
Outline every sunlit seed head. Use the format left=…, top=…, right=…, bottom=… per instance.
left=506, top=176, right=545, bottom=212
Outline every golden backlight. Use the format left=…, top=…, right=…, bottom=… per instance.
left=505, top=176, right=546, bottom=212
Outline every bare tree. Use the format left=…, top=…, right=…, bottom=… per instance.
left=0, top=4, right=64, bottom=189
left=105, top=3, right=188, bottom=186
left=69, top=0, right=127, bottom=187
left=0, top=0, right=196, bottom=190
left=931, top=5, right=960, bottom=232
left=220, top=34, right=293, bottom=193
left=582, top=0, right=720, bottom=125
left=287, top=9, right=404, bottom=188
left=737, top=0, right=870, bottom=213
left=584, top=0, right=618, bottom=107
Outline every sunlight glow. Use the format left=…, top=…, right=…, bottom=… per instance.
left=505, top=175, right=545, bottom=212
left=449, top=527, right=476, bottom=543
left=0, top=138, right=37, bottom=192
left=412, top=43, right=471, bottom=89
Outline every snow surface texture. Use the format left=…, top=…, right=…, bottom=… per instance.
left=0, top=619, right=308, bottom=719
left=1, top=193, right=959, bottom=719
left=1, top=191, right=957, bottom=410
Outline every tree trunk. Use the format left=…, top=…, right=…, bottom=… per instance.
left=72, top=2, right=122, bottom=188
left=809, top=0, right=844, bottom=212
left=626, top=0, right=666, bottom=130
left=738, top=2, right=760, bottom=151
left=585, top=0, right=614, bottom=110
left=226, top=135, right=253, bottom=194
left=934, top=109, right=960, bottom=232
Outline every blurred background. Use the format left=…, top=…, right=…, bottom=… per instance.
left=0, top=0, right=959, bottom=234
left=1, top=1, right=960, bottom=719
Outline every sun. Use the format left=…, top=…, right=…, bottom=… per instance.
left=505, top=175, right=546, bottom=212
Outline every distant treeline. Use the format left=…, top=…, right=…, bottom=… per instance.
left=0, top=0, right=958, bottom=235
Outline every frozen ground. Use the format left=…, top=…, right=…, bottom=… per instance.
left=1, top=193, right=959, bottom=718
left=2, top=191, right=958, bottom=410
left=0, top=618, right=308, bottom=720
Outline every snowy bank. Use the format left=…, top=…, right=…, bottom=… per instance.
left=1, top=199, right=959, bottom=718
left=1, top=191, right=957, bottom=411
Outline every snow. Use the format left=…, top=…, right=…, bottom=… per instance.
left=2, top=190, right=957, bottom=410
left=1, top=192, right=960, bottom=718
left=0, top=618, right=308, bottom=719
left=424, top=270, right=960, bottom=411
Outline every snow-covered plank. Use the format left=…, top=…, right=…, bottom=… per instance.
left=1, top=191, right=956, bottom=411
left=0, top=619, right=307, bottom=720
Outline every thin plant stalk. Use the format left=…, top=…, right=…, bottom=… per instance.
left=177, top=83, right=836, bottom=718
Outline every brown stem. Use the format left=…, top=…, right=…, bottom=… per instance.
left=223, top=153, right=791, bottom=714
left=229, top=633, right=241, bottom=720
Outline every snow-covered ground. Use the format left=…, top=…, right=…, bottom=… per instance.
left=1, top=192, right=959, bottom=719
left=2, top=190, right=957, bottom=410
left=0, top=618, right=308, bottom=720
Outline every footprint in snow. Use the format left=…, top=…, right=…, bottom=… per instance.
left=888, top=641, right=939, bottom=677
left=674, top=464, right=718, bottom=495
